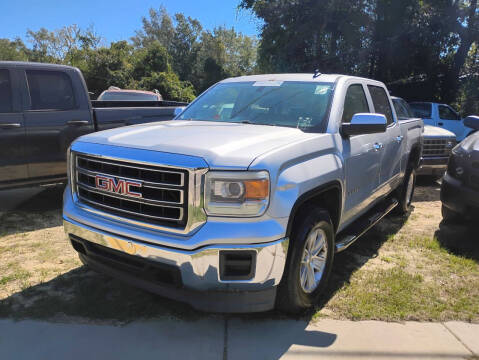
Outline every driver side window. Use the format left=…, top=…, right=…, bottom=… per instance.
left=342, top=84, right=369, bottom=123
left=439, top=105, right=460, bottom=121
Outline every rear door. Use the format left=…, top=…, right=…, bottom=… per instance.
left=341, top=83, right=382, bottom=223
left=367, top=85, right=402, bottom=191
left=437, top=104, right=464, bottom=141
left=22, top=69, right=93, bottom=179
left=410, top=102, right=433, bottom=126
left=0, top=67, right=28, bottom=184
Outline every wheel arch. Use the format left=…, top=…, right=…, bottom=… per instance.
left=285, top=181, right=343, bottom=238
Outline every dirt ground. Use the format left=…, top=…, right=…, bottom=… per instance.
left=0, top=180, right=478, bottom=323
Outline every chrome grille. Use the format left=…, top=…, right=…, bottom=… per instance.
left=74, top=154, right=188, bottom=228
left=422, top=139, right=454, bottom=157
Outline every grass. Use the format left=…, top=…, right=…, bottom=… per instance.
left=1, top=184, right=478, bottom=323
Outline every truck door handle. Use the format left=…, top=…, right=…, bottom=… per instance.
left=67, top=120, right=89, bottom=126
left=438, top=122, right=444, bottom=126
left=373, top=143, right=384, bottom=151
left=396, top=135, right=403, bottom=143
left=0, top=123, right=21, bottom=129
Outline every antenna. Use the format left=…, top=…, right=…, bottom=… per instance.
left=313, top=69, right=321, bottom=79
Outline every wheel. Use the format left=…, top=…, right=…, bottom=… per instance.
left=394, top=165, right=416, bottom=215
left=441, top=204, right=460, bottom=222
left=277, top=206, right=335, bottom=313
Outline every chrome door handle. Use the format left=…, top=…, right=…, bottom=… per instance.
left=67, top=120, right=89, bottom=126
left=0, top=123, right=21, bottom=129
left=373, top=143, right=384, bottom=151
left=396, top=135, right=403, bottom=143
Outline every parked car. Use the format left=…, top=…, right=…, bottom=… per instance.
left=63, top=73, right=423, bottom=313
left=392, top=97, right=456, bottom=179
left=0, top=61, right=187, bottom=190
left=441, top=116, right=479, bottom=221
left=97, top=87, right=163, bottom=101
left=409, top=101, right=474, bottom=141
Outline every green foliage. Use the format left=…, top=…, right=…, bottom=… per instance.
left=0, top=8, right=258, bottom=102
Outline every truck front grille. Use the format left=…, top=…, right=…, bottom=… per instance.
left=422, top=139, right=454, bottom=157
left=74, top=154, right=188, bottom=228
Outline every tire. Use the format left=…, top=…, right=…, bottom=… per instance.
left=441, top=204, right=460, bottom=222
left=394, top=165, right=416, bottom=215
left=277, top=206, right=335, bottom=314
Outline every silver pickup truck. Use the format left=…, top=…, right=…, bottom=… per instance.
left=63, top=74, right=423, bottom=313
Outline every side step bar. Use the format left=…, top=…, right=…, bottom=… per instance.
left=335, top=198, right=399, bottom=253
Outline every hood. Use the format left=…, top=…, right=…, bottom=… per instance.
left=78, top=120, right=315, bottom=169
left=423, top=125, right=456, bottom=138
left=458, top=131, right=479, bottom=153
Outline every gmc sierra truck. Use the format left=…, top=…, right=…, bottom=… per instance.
left=0, top=61, right=186, bottom=190
left=63, top=74, right=423, bottom=313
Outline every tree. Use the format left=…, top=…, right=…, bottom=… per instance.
left=0, top=38, right=29, bottom=61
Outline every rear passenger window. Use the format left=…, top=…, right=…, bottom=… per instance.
left=26, top=70, right=75, bottom=110
left=0, top=69, right=13, bottom=113
left=409, top=103, right=432, bottom=118
left=368, top=85, right=394, bottom=125
left=342, top=84, right=369, bottom=123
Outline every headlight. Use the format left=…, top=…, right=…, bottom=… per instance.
left=204, top=171, right=270, bottom=216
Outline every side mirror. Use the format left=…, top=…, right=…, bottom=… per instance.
left=341, top=113, right=387, bottom=136
left=464, top=115, right=479, bottom=131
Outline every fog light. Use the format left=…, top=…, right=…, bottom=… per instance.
left=455, top=166, right=464, bottom=176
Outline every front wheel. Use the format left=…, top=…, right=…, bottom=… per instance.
left=441, top=204, right=460, bottom=222
left=277, top=207, right=335, bottom=313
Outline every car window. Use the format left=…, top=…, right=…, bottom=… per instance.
left=26, top=70, right=76, bottom=110
left=99, top=91, right=159, bottom=101
left=0, top=69, right=13, bottom=113
left=439, top=105, right=460, bottom=121
left=178, top=81, right=335, bottom=131
left=392, top=99, right=410, bottom=120
left=341, top=84, right=369, bottom=123
left=368, top=85, right=394, bottom=125
left=409, top=102, right=432, bottom=118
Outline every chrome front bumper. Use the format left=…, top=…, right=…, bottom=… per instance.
left=64, top=216, right=288, bottom=291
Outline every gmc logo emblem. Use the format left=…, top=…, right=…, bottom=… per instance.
left=95, top=175, right=142, bottom=198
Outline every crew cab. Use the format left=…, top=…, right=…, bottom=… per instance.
left=409, top=102, right=474, bottom=141
left=0, top=61, right=186, bottom=190
left=441, top=116, right=479, bottom=221
left=392, top=97, right=456, bottom=178
left=63, top=74, right=423, bottom=313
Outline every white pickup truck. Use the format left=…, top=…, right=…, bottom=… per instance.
left=63, top=73, right=423, bottom=313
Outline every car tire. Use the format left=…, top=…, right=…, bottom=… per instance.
left=394, top=164, right=416, bottom=215
left=277, top=206, right=335, bottom=314
left=441, top=204, right=460, bottom=222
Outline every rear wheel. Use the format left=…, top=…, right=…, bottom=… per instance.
left=395, top=165, right=416, bottom=215
left=277, top=206, right=335, bottom=313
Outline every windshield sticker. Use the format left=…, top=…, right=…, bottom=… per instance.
left=253, top=80, right=284, bottom=87
left=314, top=85, right=330, bottom=95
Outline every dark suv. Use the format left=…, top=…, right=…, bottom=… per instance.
left=441, top=116, right=479, bottom=221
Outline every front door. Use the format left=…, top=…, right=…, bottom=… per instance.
left=437, top=104, right=464, bottom=141
left=0, top=68, right=28, bottom=184
left=22, top=69, right=93, bottom=180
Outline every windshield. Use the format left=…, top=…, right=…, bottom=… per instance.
left=177, top=81, right=334, bottom=131
left=98, top=91, right=158, bottom=101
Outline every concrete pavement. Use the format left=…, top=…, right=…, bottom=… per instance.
left=0, top=318, right=477, bottom=360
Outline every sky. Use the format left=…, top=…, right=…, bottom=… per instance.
left=1, top=0, right=261, bottom=45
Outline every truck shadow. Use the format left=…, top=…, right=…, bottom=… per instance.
left=0, top=185, right=64, bottom=237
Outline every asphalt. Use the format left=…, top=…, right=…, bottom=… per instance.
left=0, top=318, right=477, bottom=360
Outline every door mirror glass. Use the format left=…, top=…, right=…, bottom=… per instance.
left=464, top=115, right=479, bottom=130
left=341, top=113, right=387, bottom=136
